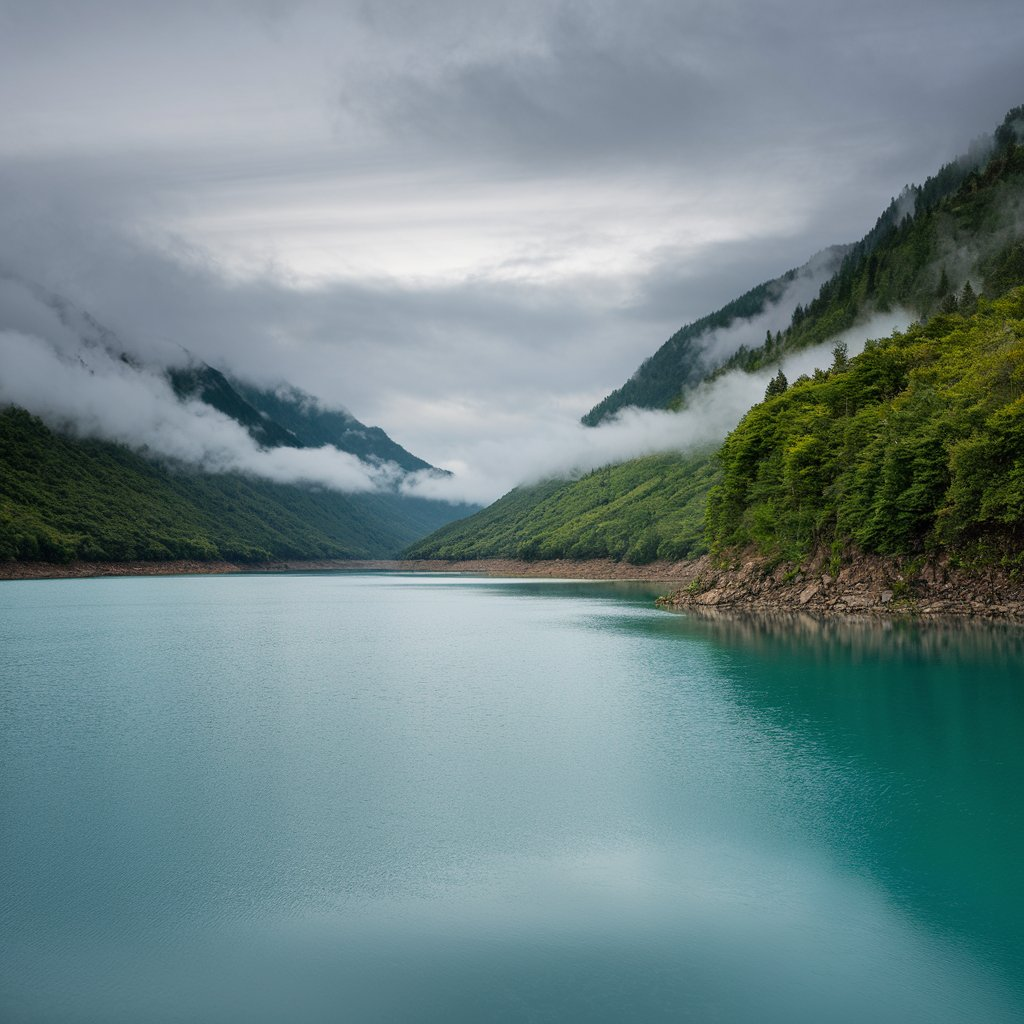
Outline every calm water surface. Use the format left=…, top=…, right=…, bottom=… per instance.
left=2, top=573, right=1023, bottom=1022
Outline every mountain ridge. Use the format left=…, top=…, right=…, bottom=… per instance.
left=582, top=245, right=849, bottom=425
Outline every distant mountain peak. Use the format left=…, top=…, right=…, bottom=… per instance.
left=227, top=377, right=438, bottom=474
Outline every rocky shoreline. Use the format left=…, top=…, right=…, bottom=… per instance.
left=3, top=551, right=1022, bottom=623
left=656, top=550, right=1024, bottom=624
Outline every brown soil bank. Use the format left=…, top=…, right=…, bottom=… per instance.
left=656, top=550, right=1024, bottom=624
left=0, top=557, right=699, bottom=583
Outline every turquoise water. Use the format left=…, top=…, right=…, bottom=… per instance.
left=2, top=572, right=1023, bottom=1023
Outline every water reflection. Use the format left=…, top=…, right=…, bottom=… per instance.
left=670, top=605, right=1024, bottom=664
left=636, top=605, right=1024, bottom=981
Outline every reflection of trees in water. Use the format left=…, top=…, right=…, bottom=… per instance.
left=677, top=606, right=1024, bottom=667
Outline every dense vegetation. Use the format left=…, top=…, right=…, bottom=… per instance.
left=8, top=109, right=1024, bottom=569
left=405, top=450, right=719, bottom=563
left=231, top=379, right=434, bottom=472
left=717, top=123, right=1024, bottom=379
left=708, top=288, right=1024, bottom=567
left=169, top=365, right=303, bottom=449
left=0, top=408, right=469, bottom=562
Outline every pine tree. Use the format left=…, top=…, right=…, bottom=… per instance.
left=764, top=368, right=788, bottom=400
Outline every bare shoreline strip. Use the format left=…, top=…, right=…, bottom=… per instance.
left=2, top=553, right=1021, bottom=624
left=0, top=557, right=701, bottom=584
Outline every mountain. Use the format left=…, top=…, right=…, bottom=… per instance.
left=169, top=365, right=304, bottom=450
left=169, top=364, right=437, bottom=473
left=707, top=285, right=1024, bottom=567
left=409, top=105, right=1024, bottom=566
left=405, top=451, right=718, bottom=562
left=0, top=286, right=474, bottom=564
left=0, top=407, right=467, bottom=562
left=230, top=379, right=434, bottom=473
left=585, top=111, right=1020, bottom=424
left=582, top=246, right=849, bottom=425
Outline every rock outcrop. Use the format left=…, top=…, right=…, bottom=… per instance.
left=658, top=549, right=1024, bottom=623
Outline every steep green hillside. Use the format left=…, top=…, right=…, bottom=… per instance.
left=0, top=407, right=469, bottom=562
left=169, top=365, right=303, bottom=449
left=410, top=109, right=1024, bottom=567
left=713, top=108, right=1024, bottom=379
left=708, top=288, right=1024, bottom=566
left=171, top=366, right=434, bottom=472
left=405, top=450, right=719, bottom=563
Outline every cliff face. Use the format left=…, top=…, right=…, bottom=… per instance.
left=658, top=549, right=1024, bottom=623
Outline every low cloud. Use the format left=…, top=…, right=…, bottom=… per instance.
left=0, top=324, right=401, bottom=494
left=694, top=247, right=847, bottom=365
left=0, top=272, right=911, bottom=509
left=401, top=311, right=913, bottom=505
left=0, top=222, right=915, bottom=511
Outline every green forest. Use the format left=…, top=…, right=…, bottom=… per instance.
left=587, top=106, right=1024, bottom=419
left=405, top=450, right=719, bottom=562
left=0, top=408, right=466, bottom=562
left=579, top=259, right=845, bottom=426
left=4, top=108, right=1024, bottom=569
left=708, top=288, right=1024, bottom=568
left=410, top=288, right=1024, bottom=569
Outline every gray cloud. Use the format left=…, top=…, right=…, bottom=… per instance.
left=0, top=0, right=1021, bottom=505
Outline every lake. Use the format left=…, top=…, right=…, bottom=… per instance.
left=2, top=572, right=1023, bottom=1022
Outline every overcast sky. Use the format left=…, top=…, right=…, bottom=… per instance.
left=1, top=0, right=1023, bottom=500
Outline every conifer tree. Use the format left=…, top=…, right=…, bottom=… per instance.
left=764, top=368, right=788, bottom=400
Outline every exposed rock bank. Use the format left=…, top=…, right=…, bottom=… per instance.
left=657, top=550, right=1024, bottom=624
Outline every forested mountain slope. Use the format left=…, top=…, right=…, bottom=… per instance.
left=232, top=381, right=433, bottom=472
left=171, top=366, right=435, bottom=472
left=1, top=282, right=471, bottom=563
left=708, top=287, right=1024, bottom=567
left=582, top=247, right=847, bottom=425
left=409, top=108, right=1024, bottom=566
left=587, top=107, right=1023, bottom=423
left=405, top=451, right=718, bottom=562
left=717, top=112, right=1024, bottom=379
left=0, top=407, right=466, bottom=562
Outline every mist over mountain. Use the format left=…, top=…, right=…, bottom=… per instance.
left=0, top=276, right=475, bottom=562
left=228, top=379, right=434, bottom=474
left=582, top=245, right=850, bottom=425
left=0, top=272, right=445, bottom=487
left=585, top=109, right=1023, bottom=429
